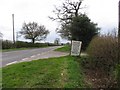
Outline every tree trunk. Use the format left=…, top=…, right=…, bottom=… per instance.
left=32, top=38, right=35, bottom=44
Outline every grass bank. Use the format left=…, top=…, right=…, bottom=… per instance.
left=55, top=45, right=71, bottom=52
left=2, top=56, right=86, bottom=88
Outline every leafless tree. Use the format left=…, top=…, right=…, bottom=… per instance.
left=49, top=0, right=84, bottom=40
left=20, top=22, right=49, bottom=43
left=49, top=0, right=84, bottom=22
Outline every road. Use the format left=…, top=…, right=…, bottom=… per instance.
left=1, top=46, right=66, bottom=67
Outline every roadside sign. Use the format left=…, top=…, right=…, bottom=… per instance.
left=71, top=40, right=82, bottom=56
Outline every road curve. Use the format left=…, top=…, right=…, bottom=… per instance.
left=2, top=46, right=65, bottom=67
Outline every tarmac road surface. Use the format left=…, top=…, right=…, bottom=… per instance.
left=1, top=46, right=68, bottom=67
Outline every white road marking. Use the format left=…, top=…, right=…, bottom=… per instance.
left=6, top=61, right=18, bottom=66
left=22, top=58, right=28, bottom=61
left=30, top=55, right=36, bottom=58
left=37, top=54, right=41, bottom=56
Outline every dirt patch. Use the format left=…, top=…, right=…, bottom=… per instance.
left=84, top=68, right=118, bottom=88
left=77, top=56, right=118, bottom=88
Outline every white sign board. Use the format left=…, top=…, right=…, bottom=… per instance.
left=71, top=40, right=82, bottom=56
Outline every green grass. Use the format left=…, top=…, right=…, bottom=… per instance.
left=2, top=56, right=85, bottom=88
left=116, top=64, right=120, bottom=88
left=55, top=45, right=71, bottom=52
left=1, top=46, right=51, bottom=52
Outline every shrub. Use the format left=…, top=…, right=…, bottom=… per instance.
left=87, top=35, right=118, bottom=74
left=2, top=40, right=14, bottom=49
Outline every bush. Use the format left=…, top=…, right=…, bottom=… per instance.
left=2, top=40, right=14, bottom=49
left=87, top=35, right=118, bottom=74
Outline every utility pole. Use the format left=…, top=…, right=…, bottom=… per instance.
left=12, top=14, right=15, bottom=45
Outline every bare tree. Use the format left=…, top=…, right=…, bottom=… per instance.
left=49, top=0, right=84, bottom=22
left=49, top=0, right=84, bottom=40
left=20, top=22, right=49, bottom=43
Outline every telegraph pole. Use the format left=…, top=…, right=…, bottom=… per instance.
left=12, top=14, right=15, bottom=45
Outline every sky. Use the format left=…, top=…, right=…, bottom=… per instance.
left=0, top=0, right=119, bottom=43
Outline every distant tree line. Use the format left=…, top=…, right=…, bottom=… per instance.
left=0, top=21, right=51, bottom=49
left=1, top=21, right=61, bottom=49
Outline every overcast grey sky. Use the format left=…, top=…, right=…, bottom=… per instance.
left=0, top=0, right=119, bottom=43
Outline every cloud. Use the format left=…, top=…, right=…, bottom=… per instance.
left=0, top=0, right=119, bottom=42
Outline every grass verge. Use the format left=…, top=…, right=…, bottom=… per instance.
left=2, top=56, right=85, bottom=88
left=1, top=46, right=52, bottom=52
left=55, top=45, right=71, bottom=52
left=1, top=48, right=29, bottom=52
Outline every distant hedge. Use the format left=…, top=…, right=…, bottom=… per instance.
left=1, top=40, right=58, bottom=49
left=15, top=41, right=49, bottom=48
